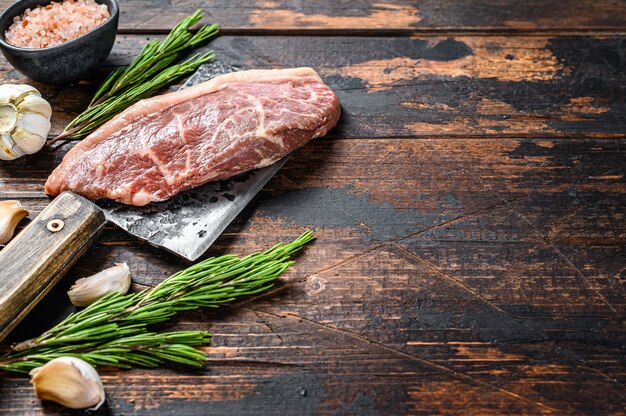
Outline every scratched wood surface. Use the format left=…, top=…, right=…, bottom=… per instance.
left=2, top=35, right=626, bottom=139
left=0, top=0, right=625, bottom=415
left=2, top=0, right=624, bottom=33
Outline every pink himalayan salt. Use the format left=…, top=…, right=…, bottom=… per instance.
left=5, top=0, right=110, bottom=49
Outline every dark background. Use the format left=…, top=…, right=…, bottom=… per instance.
left=0, top=1, right=624, bottom=414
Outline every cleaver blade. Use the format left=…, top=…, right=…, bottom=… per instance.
left=100, top=157, right=287, bottom=261
left=100, top=63, right=288, bottom=261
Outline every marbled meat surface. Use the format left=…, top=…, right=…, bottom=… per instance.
left=45, top=67, right=340, bottom=206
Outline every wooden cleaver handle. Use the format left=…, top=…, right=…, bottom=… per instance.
left=0, top=192, right=106, bottom=343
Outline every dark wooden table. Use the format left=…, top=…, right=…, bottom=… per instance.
left=0, top=1, right=625, bottom=414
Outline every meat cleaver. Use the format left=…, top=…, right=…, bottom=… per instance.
left=0, top=63, right=288, bottom=342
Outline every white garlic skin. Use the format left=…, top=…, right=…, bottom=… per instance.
left=0, top=84, right=52, bottom=161
left=0, top=200, right=28, bottom=244
left=29, top=357, right=105, bottom=410
left=68, top=262, right=132, bottom=306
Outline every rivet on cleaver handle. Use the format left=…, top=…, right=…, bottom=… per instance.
left=0, top=192, right=106, bottom=343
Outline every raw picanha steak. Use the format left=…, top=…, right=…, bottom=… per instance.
left=45, top=67, right=340, bottom=206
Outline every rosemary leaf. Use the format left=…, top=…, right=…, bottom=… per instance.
left=0, top=232, right=315, bottom=374
left=52, top=9, right=219, bottom=143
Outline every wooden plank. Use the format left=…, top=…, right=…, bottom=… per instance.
left=1, top=0, right=623, bottom=33
left=2, top=243, right=623, bottom=415
left=0, top=316, right=566, bottom=415
left=2, top=35, right=624, bottom=139
left=3, top=137, right=624, bottom=245
left=1, top=137, right=624, bottom=413
left=2, top=249, right=622, bottom=414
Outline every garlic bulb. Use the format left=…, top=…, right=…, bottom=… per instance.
left=0, top=200, right=28, bottom=244
left=68, top=262, right=132, bottom=306
left=29, top=357, right=105, bottom=410
left=0, top=84, right=52, bottom=160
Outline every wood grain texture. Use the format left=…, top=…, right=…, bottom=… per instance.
left=0, top=192, right=105, bottom=342
left=1, top=0, right=623, bottom=33
left=3, top=138, right=625, bottom=245
left=0, top=137, right=623, bottom=414
left=0, top=1, right=625, bottom=414
left=2, top=35, right=624, bottom=139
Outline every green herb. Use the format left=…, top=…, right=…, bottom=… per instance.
left=51, top=9, right=219, bottom=143
left=0, top=232, right=315, bottom=374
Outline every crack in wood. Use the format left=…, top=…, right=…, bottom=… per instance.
left=249, top=308, right=559, bottom=413
left=388, top=242, right=510, bottom=315
left=396, top=194, right=530, bottom=243
left=550, top=245, right=618, bottom=314
left=475, top=166, right=621, bottom=315
left=249, top=309, right=285, bottom=343
left=504, top=199, right=619, bottom=315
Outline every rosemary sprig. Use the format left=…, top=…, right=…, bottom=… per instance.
left=51, top=9, right=219, bottom=143
left=0, top=232, right=315, bottom=374
left=0, top=331, right=211, bottom=374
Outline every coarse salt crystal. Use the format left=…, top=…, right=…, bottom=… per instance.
left=4, top=0, right=110, bottom=49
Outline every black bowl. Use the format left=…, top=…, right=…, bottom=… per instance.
left=0, top=0, right=119, bottom=84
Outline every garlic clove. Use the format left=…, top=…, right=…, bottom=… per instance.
left=29, top=357, right=105, bottom=410
left=68, top=262, right=132, bottom=306
left=0, top=85, right=12, bottom=104
left=12, top=126, right=47, bottom=155
left=17, top=113, right=51, bottom=142
left=0, top=132, right=19, bottom=161
left=18, top=94, right=52, bottom=119
left=11, top=139, right=28, bottom=158
left=0, top=84, right=38, bottom=104
left=0, top=200, right=28, bottom=244
left=0, top=84, right=51, bottom=160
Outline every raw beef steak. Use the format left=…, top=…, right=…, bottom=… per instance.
left=45, top=67, right=340, bottom=206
